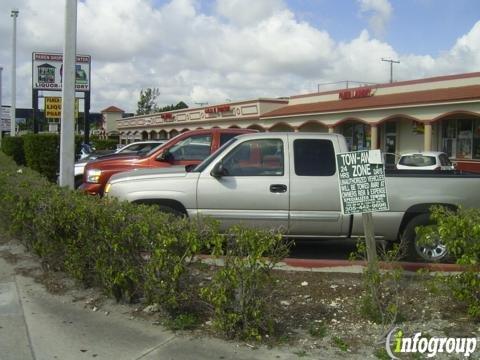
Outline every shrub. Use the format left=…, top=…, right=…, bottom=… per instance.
left=418, top=206, right=480, bottom=319
left=350, top=241, right=404, bottom=331
left=91, top=138, right=118, bottom=150
left=1, top=136, right=25, bottom=165
left=23, top=133, right=59, bottom=182
left=143, top=216, right=222, bottom=312
left=201, top=226, right=290, bottom=340
left=0, top=152, right=291, bottom=339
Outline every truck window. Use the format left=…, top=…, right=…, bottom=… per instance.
left=294, top=139, right=336, bottom=176
left=222, top=139, right=284, bottom=176
left=168, top=134, right=212, bottom=161
left=220, top=133, right=240, bottom=145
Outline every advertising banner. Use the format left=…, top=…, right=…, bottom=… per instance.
left=1, top=106, right=11, bottom=132
left=32, top=52, right=91, bottom=92
left=44, top=97, right=80, bottom=121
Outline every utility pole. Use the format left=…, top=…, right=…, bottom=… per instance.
left=11, top=9, right=19, bottom=136
left=59, top=0, right=77, bottom=189
left=381, top=58, right=400, bottom=83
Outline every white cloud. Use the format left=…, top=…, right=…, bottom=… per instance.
left=215, top=0, right=286, bottom=27
left=357, top=0, right=393, bottom=38
left=0, top=0, right=478, bottom=114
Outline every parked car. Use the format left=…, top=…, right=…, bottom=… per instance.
left=80, top=128, right=255, bottom=195
left=74, top=140, right=166, bottom=188
left=396, top=151, right=455, bottom=170
left=77, top=143, right=95, bottom=160
left=105, top=132, right=480, bottom=262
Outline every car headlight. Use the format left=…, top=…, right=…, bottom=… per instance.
left=86, top=169, right=102, bottom=183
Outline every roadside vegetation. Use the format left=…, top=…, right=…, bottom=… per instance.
left=0, top=148, right=287, bottom=341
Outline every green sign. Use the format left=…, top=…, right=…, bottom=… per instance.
left=336, top=149, right=389, bottom=215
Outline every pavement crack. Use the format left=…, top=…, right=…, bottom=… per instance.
left=135, top=334, right=177, bottom=359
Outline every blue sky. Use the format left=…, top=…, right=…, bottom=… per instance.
left=0, top=0, right=479, bottom=112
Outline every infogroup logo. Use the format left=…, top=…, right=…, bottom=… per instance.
left=386, top=327, right=477, bottom=359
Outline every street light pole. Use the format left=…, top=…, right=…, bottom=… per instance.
left=59, top=0, right=77, bottom=189
left=10, top=9, right=19, bottom=136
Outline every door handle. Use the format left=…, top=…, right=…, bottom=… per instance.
left=270, top=184, right=287, bottom=193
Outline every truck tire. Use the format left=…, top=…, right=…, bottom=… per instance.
left=401, top=213, right=448, bottom=262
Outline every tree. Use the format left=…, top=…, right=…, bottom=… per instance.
left=136, top=88, right=160, bottom=115
left=158, top=101, right=189, bottom=112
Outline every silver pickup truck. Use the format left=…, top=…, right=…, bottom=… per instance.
left=105, top=132, right=480, bottom=262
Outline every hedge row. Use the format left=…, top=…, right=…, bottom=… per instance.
left=1, top=134, right=84, bottom=182
left=0, top=152, right=287, bottom=339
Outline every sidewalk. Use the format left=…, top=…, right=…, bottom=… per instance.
left=0, top=239, right=361, bottom=360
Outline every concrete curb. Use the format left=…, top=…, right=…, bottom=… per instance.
left=198, top=255, right=467, bottom=273
left=281, top=258, right=466, bottom=272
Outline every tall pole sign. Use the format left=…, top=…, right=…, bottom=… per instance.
left=31, top=52, right=90, bottom=134
left=336, top=149, right=389, bottom=265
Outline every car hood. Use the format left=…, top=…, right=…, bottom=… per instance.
left=109, top=166, right=187, bottom=183
left=87, top=154, right=143, bottom=167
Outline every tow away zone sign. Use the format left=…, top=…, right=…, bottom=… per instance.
left=336, top=149, right=389, bottom=215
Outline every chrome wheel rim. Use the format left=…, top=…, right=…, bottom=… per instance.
left=415, top=234, right=448, bottom=262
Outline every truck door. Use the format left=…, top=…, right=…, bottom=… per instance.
left=288, top=136, right=348, bottom=237
left=196, top=137, right=289, bottom=231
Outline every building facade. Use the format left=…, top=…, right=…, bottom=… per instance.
left=117, top=72, right=480, bottom=172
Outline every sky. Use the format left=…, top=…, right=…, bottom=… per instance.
left=0, top=0, right=479, bottom=113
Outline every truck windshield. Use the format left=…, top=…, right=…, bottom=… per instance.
left=192, top=138, right=238, bottom=172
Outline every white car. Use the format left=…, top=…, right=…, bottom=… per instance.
left=74, top=140, right=166, bottom=188
left=396, top=151, right=455, bottom=171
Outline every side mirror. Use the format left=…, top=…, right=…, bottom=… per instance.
left=185, top=164, right=196, bottom=172
left=210, top=162, right=227, bottom=178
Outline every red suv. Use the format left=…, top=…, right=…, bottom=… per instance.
left=80, top=128, right=255, bottom=196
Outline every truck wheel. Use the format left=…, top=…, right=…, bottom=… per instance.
left=402, top=214, right=448, bottom=262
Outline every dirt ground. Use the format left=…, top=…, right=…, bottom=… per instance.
left=1, top=237, right=479, bottom=359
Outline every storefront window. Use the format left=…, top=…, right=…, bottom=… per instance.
left=456, top=119, right=473, bottom=159
left=441, top=118, right=480, bottom=159
left=473, top=119, right=480, bottom=159
left=384, top=121, right=397, bottom=166
left=341, top=123, right=370, bottom=151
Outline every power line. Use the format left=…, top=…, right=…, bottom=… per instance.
left=381, top=58, right=400, bottom=83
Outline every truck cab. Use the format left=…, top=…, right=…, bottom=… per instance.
left=80, top=128, right=254, bottom=196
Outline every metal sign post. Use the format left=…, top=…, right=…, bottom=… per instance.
left=336, top=149, right=389, bottom=267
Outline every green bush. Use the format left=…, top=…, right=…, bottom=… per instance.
left=1, top=136, right=25, bottom=165
left=350, top=241, right=404, bottom=327
left=418, top=206, right=480, bottom=319
left=201, top=226, right=290, bottom=340
left=23, top=133, right=59, bottom=182
left=91, top=138, right=118, bottom=150
left=0, top=152, right=290, bottom=339
left=144, top=217, right=222, bottom=312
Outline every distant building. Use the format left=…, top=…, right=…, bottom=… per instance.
left=117, top=72, right=480, bottom=172
left=100, top=106, right=124, bottom=137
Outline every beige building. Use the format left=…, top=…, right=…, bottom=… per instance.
left=100, top=106, right=124, bottom=137
left=117, top=72, right=480, bottom=172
